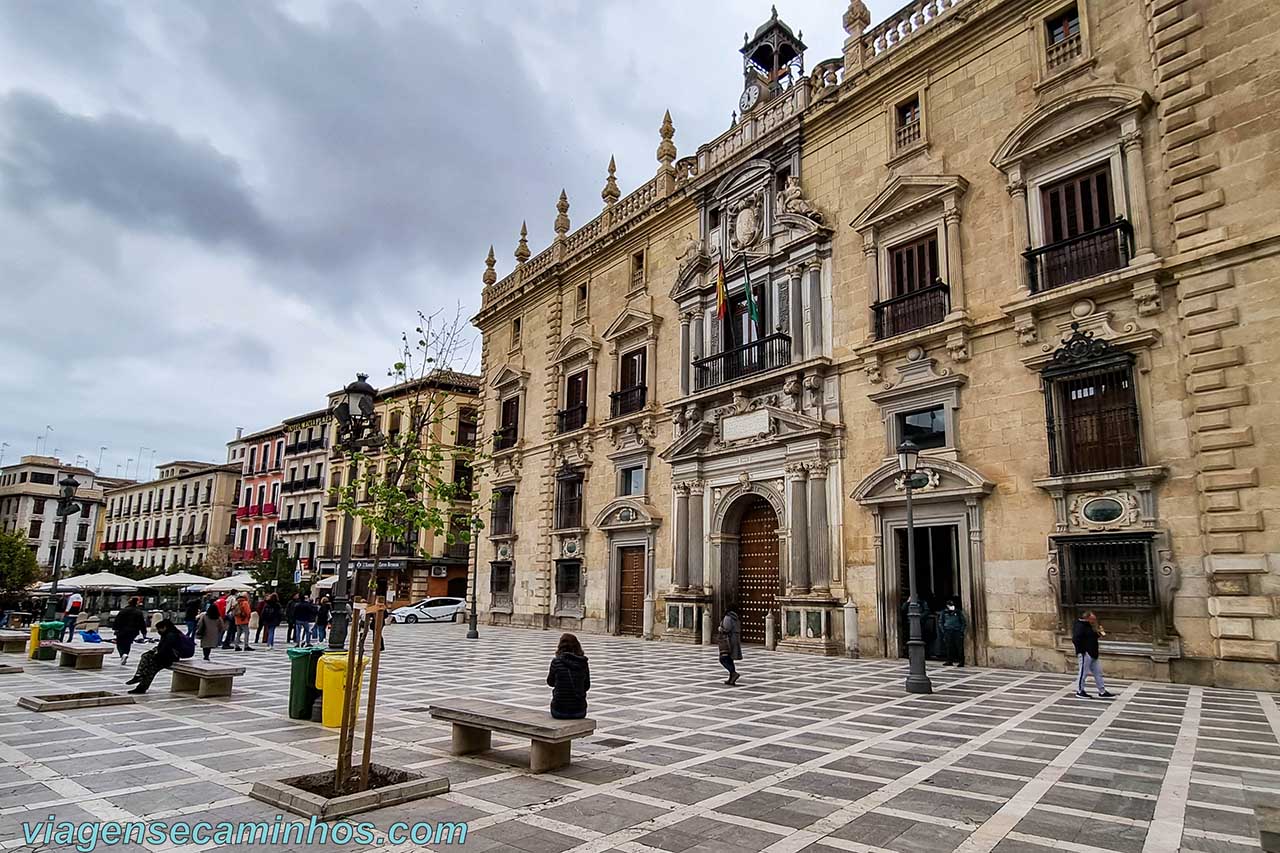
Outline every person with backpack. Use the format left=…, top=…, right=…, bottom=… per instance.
left=293, top=596, right=317, bottom=648
left=183, top=598, right=201, bottom=637
left=195, top=603, right=223, bottom=661
left=717, top=607, right=743, bottom=686
left=62, top=592, right=84, bottom=641
left=1073, top=611, right=1115, bottom=699
left=260, top=593, right=284, bottom=649
left=939, top=597, right=967, bottom=667
left=113, top=597, right=147, bottom=666
left=125, top=620, right=193, bottom=694
left=232, top=593, right=254, bottom=651
left=546, top=633, right=590, bottom=719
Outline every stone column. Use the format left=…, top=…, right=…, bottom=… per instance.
left=786, top=463, right=810, bottom=594
left=688, top=481, right=705, bottom=590
left=788, top=266, right=805, bottom=359
left=1121, top=128, right=1153, bottom=258
left=1007, top=174, right=1032, bottom=295
left=806, top=260, right=824, bottom=357
left=644, top=333, right=657, bottom=406
left=678, top=313, right=691, bottom=396
left=943, top=206, right=966, bottom=318
left=586, top=352, right=598, bottom=426
left=862, top=236, right=879, bottom=338
left=806, top=461, right=831, bottom=593
left=673, top=482, right=690, bottom=591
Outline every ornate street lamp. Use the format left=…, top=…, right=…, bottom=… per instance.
left=43, top=473, right=83, bottom=620
left=898, top=439, right=932, bottom=695
left=328, top=373, right=381, bottom=651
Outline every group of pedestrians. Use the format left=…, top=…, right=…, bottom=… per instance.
left=284, top=593, right=331, bottom=647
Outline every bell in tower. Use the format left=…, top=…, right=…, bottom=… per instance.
left=739, top=4, right=807, bottom=113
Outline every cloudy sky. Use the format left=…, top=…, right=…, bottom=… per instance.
left=0, top=0, right=896, bottom=480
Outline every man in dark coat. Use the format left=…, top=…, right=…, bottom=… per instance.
left=1072, top=611, right=1114, bottom=699
left=285, top=593, right=300, bottom=644
left=113, top=598, right=147, bottom=665
left=718, top=609, right=743, bottom=686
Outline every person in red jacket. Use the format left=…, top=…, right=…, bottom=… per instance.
left=232, top=594, right=254, bottom=651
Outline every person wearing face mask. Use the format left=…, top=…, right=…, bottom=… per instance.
left=938, top=596, right=967, bottom=667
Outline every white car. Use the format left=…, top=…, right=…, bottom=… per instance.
left=390, top=597, right=466, bottom=624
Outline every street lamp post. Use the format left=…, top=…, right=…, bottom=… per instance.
left=43, top=474, right=83, bottom=621
left=898, top=439, right=933, bottom=695
left=328, top=373, right=381, bottom=652
left=466, top=532, right=480, bottom=639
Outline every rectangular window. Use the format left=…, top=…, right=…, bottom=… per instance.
left=452, top=460, right=474, bottom=495
left=29, top=520, right=41, bottom=539
left=1031, top=164, right=1127, bottom=291
left=1060, top=536, right=1153, bottom=608
left=898, top=406, right=947, bottom=451
left=875, top=233, right=948, bottom=339
left=491, top=488, right=515, bottom=536
left=631, top=250, right=646, bottom=290
left=555, top=560, right=581, bottom=596
left=1047, top=362, right=1142, bottom=475
left=558, top=371, right=588, bottom=433
left=725, top=285, right=766, bottom=347
left=575, top=283, right=588, bottom=319
left=1045, top=5, right=1083, bottom=69
left=496, top=396, right=520, bottom=450
left=895, top=96, right=921, bottom=149
left=619, top=465, right=645, bottom=497
left=490, top=561, right=513, bottom=596
left=248, top=447, right=256, bottom=471
left=554, top=474, right=584, bottom=530
left=457, top=408, right=478, bottom=447
left=32, top=498, right=45, bottom=515
left=510, top=317, right=522, bottom=349
left=612, top=349, right=647, bottom=418
left=889, top=233, right=940, bottom=296
left=30, top=472, right=55, bottom=485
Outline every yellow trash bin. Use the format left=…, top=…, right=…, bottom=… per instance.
left=315, top=653, right=367, bottom=729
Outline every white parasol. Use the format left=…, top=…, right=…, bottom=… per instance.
left=60, top=571, right=142, bottom=590
left=201, top=575, right=259, bottom=593
left=138, top=572, right=216, bottom=589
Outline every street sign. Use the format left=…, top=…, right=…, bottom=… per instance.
left=293, top=568, right=302, bottom=583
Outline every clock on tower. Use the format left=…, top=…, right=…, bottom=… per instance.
left=739, top=5, right=807, bottom=111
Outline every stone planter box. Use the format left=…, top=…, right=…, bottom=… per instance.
left=17, top=691, right=136, bottom=712
left=0, top=664, right=23, bottom=674
left=250, top=765, right=448, bottom=820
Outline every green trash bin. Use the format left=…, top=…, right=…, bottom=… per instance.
left=32, top=621, right=63, bottom=661
left=286, top=647, right=325, bottom=720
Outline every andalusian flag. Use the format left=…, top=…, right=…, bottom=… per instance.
left=716, top=257, right=729, bottom=320
left=743, top=259, right=761, bottom=330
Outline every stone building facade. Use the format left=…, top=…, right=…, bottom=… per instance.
left=227, top=424, right=286, bottom=565
left=277, top=409, right=330, bottom=579
left=0, top=456, right=105, bottom=569
left=471, top=0, right=1280, bottom=688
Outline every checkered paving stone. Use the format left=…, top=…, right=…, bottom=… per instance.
left=0, top=625, right=1276, bottom=853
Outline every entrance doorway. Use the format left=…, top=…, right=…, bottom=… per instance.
left=894, top=524, right=959, bottom=658
left=737, top=497, right=781, bottom=645
left=618, top=546, right=645, bottom=636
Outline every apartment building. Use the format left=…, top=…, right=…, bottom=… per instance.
left=0, top=456, right=105, bottom=569
left=227, top=424, right=286, bottom=565
left=278, top=409, right=330, bottom=579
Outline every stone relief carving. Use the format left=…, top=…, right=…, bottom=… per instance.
left=775, top=175, right=825, bottom=224
left=608, top=417, right=655, bottom=451
left=1068, top=491, right=1141, bottom=531
left=893, top=469, right=942, bottom=492
left=730, top=192, right=763, bottom=251
left=491, top=449, right=523, bottom=481
left=676, top=232, right=705, bottom=272
left=552, top=434, right=593, bottom=467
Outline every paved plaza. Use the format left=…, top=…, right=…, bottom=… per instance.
left=0, top=625, right=1277, bottom=853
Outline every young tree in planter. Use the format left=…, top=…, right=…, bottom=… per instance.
left=329, top=308, right=486, bottom=792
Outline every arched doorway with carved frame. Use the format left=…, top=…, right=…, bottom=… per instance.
left=712, top=483, right=786, bottom=645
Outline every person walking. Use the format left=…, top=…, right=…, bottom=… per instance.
left=293, top=596, right=317, bottom=648
left=195, top=603, right=223, bottom=661
left=125, top=620, right=191, bottom=694
left=314, top=597, right=331, bottom=644
left=939, top=597, right=967, bottom=667
left=1073, top=611, right=1114, bottom=699
left=546, top=633, right=590, bottom=719
left=718, top=608, right=743, bottom=686
left=113, top=597, right=147, bottom=666
left=183, top=598, right=201, bottom=637
left=232, top=594, right=254, bottom=651
left=285, top=593, right=300, bottom=644
left=260, top=593, right=283, bottom=649
left=62, top=591, right=84, bottom=641
left=251, top=597, right=264, bottom=645
left=215, top=593, right=234, bottom=649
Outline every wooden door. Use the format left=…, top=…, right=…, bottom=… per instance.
left=737, top=498, right=780, bottom=645
left=618, top=546, right=645, bottom=636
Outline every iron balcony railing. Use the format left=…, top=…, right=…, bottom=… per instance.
left=493, top=425, right=517, bottom=451
left=872, top=280, right=950, bottom=340
left=1026, top=218, right=1132, bottom=293
left=610, top=384, right=647, bottom=418
left=693, top=332, right=791, bottom=392
left=556, top=403, right=588, bottom=434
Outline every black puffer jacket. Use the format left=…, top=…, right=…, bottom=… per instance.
left=114, top=606, right=147, bottom=642
left=1072, top=618, right=1100, bottom=658
left=546, top=653, right=590, bottom=717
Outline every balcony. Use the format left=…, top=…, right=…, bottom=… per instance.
left=1046, top=32, right=1083, bottom=71
left=872, top=280, right=950, bottom=340
left=181, top=534, right=196, bottom=545
left=610, top=384, right=647, bottom=419
left=306, top=437, right=328, bottom=452
left=261, top=502, right=278, bottom=516
left=447, top=540, right=471, bottom=560
left=325, top=494, right=340, bottom=508
left=1026, top=219, right=1132, bottom=293
left=352, top=543, right=370, bottom=558
left=894, top=119, right=921, bottom=150
left=376, top=541, right=414, bottom=558
left=556, top=403, right=587, bottom=434
left=153, top=536, right=169, bottom=547
left=235, top=506, right=251, bottom=519
left=493, top=425, right=517, bottom=452
left=693, top=332, right=791, bottom=392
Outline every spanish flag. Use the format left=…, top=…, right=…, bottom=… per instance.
left=716, top=256, right=728, bottom=320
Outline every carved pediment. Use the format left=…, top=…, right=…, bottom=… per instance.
left=661, top=401, right=833, bottom=462
left=490, top=362, right=528, bottom=390
left=850, top=174, right=968, bottom=233
left=852, top=457, right=993, bottom=505
left=554, top=330, right=600, bottom=366
left=671, top=252, right=713, bottom=300
left=603, top=302, right=660, bottom=343
left=593, top=497, right=662, bottom=531
left=711, top=159, right=773, bottom=200
left=992, top=83, right=1151, bottom=171
left=658, top=420, right=714, bottom=462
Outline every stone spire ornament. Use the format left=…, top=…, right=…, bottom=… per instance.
left=843, top=0, right=870, bottom=35
left=602, top=156, right=620, bottom=207
left=554, top=190, right=570, bottom=237
left=514, top=221, right=530, bottom=265
left=482, top=245, right=497, bottom=287
left=656, top=110, right=676, bottom=172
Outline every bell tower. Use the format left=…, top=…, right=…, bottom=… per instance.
left=738, top=5, right=807, bottom=114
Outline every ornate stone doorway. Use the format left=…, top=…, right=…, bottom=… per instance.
left=618, top=546, right=646, bottom=636
left=736, top=497, right=781, bottom=645
left=894, top=524, right=960, bottom=659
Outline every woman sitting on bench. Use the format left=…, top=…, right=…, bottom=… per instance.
left=546, top=633, right=590, bottom=720
left=126, top=620, right=187, bottom=694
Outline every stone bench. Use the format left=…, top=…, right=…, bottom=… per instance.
left=51, top=642, right=112, bottom=670
left=170, top=660, right=245, bottom=698
left=0, top=630, right=28, bottom=654
left=428, top=699, right=595, bottom=773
